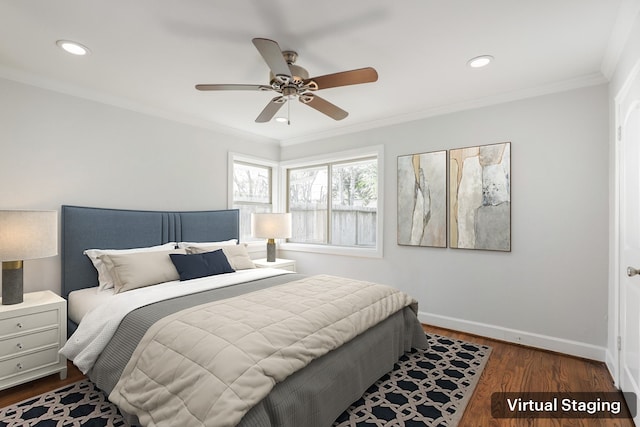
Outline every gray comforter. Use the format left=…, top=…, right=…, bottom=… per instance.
left=88, top=273, right=428, bottom=426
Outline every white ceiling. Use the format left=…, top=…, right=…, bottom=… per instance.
left=0, top=0, right=632, bottom=145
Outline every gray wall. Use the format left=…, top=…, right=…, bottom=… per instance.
left=281, top=85, right=610, bottom=359
left=0, top=75, right=610, bottom=360
left=0, top=77, right=279, bottom=295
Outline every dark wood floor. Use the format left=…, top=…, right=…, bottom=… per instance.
left=422, top=325, right=635, bottom=427
left=0, top=325, right=635, bottom=426
left=0, top=361, right=84, bottom=409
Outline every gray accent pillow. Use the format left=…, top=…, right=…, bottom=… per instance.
left=99, top=248, right=186, bottom=293
left=186, top=244, right=255, bottom=270
left=84, top=242, right=177, bottom=291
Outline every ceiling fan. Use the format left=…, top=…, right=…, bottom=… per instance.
left=195, top=38, right=378, bottom=123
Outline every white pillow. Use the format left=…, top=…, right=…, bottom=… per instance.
left=177, top=239, right=237, bottom=249
left=84, top=242, right=177, bottom=291
left=99, top=248, right=186, bottom=294
left=186, top=244, right=255, bottom=270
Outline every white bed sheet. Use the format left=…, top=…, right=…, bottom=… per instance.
left=68, top=287, right=115, bottom=325
left=60, top=268, right=292, bottom=374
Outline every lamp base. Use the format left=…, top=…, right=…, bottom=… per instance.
left=266, top=239, right=276, bottom=262
left=2, top=261, right=24, bottom=305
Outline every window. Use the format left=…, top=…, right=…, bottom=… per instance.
left=229, top=154, right=277, bottom=242
left=288, top=165, right=329, bottom=244
left=282, top=146, right=383, bottom=257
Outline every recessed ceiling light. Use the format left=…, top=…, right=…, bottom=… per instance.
left=275, top=117, right=288, bottom=123
left=467, top=55, right=493, bottom=68
left=56, top=40, right=91, bottom=56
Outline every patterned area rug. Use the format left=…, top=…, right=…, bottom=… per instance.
left=333, top=333, right=491, bottom=426
left=0, top=333, right=490, bottom=427
left=0, top=380, right=124, bottom=427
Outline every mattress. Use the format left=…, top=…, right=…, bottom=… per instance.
left=67, top=287, right=115, bottom=324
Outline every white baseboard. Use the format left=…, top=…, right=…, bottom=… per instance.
left=419, top=311, right=607, bottom=362
left=605, top=349, right=619, bottom=387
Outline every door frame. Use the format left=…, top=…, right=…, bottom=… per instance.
left=613, top=57, right=640, bottom=387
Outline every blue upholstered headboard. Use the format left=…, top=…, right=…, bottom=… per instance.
left=61, top=205, right=240, bottom=300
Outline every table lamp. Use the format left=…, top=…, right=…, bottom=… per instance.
left=0, top=210, right=58, bottom=305
left=251, top=213, right=292, bottom=262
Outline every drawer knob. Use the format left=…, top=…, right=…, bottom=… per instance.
left=16, top=363, right=23, bottom=370
left=16, top=343, right=23, bottom=350
left=16, top=322, right=23, bottom=329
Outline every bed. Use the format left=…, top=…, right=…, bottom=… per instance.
left=59, top=205, right=428, bottom=427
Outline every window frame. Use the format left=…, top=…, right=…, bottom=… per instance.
left=228, top=152, right=279, bottom=251
left=279, top=145, right=384, bottom=258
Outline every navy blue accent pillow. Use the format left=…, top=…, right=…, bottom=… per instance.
left=169, top=249, right=235, bottom=281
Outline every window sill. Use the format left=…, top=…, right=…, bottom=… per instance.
left=279, top=242, right=382, bottom=259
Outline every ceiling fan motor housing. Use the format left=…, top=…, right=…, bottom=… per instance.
left=270, top=67, right=309, bottom=86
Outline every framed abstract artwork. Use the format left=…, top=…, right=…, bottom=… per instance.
left=449, top=142, right=511, bottom=251
left=397, top=150, right=447, bottom=247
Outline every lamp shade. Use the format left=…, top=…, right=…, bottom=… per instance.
left=0, top=210, right=58, bottom=261
left=251, top=213, right=292, bottom=239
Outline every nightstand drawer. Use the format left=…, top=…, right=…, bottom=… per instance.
left=253, top=258, right=297, bottom=272
left=0, top=347, right=60, bottom=379
left=0, top=328, right=59, bottom=358
left=0, top=309, right=58, bottom=337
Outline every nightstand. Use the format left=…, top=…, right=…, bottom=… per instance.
left=0, top=290, right=67, bottom=391
left=253, top=258, right=297, bottom=272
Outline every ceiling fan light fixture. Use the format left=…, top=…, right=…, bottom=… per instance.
left=56, top=40, right=91, bottom=56
left=468, top=55, right=493, bottom=68
left=275, top=117, right=288, bottom=123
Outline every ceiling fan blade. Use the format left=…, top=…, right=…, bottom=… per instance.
left=195, top=84, right=266, bottom=91
left=304, top=67, right=378, bottom=90
left=252, top=38, right=291, bottom=79
left=256, top=96, right=286, bottom=123
left=299, top=93, right=348, bottom=120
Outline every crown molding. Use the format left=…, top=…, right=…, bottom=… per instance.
left=279, top=72, right=608, bottom=146
left=0, top=63, right=608, bottom=148
left=601, top=0, right=640, bottom=80
left=0, top=65, right=279, bottom=145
